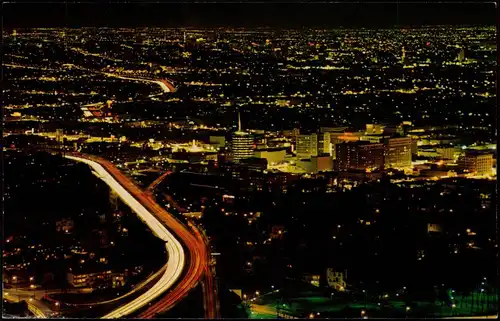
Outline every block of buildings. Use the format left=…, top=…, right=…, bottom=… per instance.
left=327, top=268, right=347, bottom=292
left=335, top=141, right=385, bottom=171
left=458, top=150, right=493, bottom=176
left=67, top=267, right=126, bottom=288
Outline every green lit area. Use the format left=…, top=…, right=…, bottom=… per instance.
left=247, top=288, right=498, bottom=319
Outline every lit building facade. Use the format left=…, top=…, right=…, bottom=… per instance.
left=458, top=150, right=493, bottom=175
left=384, top=137, right=412, bottom=169
left=335, top=141, right=385, bottom=171
left=317, top=132, right=332, bottom=156
left=230, top=112, right=254, bottom=162
left=327, top=268, right=347, bottom=292
left=231, top=132, right=254, bottom=162
left=296, top=133, right=318, bottom=159
left=67, top=269, right=126, bottom=288
left=254, top=148, right=286, bottom=165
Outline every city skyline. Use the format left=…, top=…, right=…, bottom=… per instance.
left=2, top=2, right=497, bottom=319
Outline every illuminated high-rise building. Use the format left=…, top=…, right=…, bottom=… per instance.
left=384, top=137, right=412, bottom=169
left=296, top=133, right=318, bottom=159
left=230, top=112, right=254, bottom=163
left=318, top=132, right=332, bottom=156
left=335, top=141, right=385, bottom=171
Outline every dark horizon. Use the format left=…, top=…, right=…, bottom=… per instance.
left=2, top=2, right=496, bottom=28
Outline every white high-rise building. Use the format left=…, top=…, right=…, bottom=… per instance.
left=230, top=112, right=254, bottom=162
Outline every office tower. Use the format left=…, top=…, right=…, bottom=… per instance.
left=230, top=112, right=254, bottom=163
left=384, top=137, right=412, bottom=169
left=335, top=141, right=385, bottom=171
left=296, top=133, right=318, bottom=159
left=318, top=132, right=332, bottom=156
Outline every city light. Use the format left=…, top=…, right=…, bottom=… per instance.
left=3, top=17, right=496, bottom=321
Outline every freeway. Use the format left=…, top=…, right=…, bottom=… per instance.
left=66, top=152, right=210, bottom=318
left=5, top=287, right=93, bottom=298
left=136, top=192, right=206, bottom=318
left=146, top=171, right=219, bottom=318
left=45, top=264, right=168, bottom=307
left=137, top=173, right=213, bottom=318
left=146, top=170, right=172, bottom=194
left=3, top=291, right=53, bottom=318
left=188, top=222, right=219, bottom=319
left=64, top=154, right=186, bottom=318
left=101, top=72, right=174, bottom=94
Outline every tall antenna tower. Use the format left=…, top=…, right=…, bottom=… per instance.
left=238, top=111, right=242, bottom=132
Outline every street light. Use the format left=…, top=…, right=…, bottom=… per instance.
left=255, top=291, right=260, bottom=296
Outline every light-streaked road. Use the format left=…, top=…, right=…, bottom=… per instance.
left=188, top=221, right=219, bottom=319
left=147, top=172, right=218, bottom=318
left=135, top=173, right=209, bottom=318
left=136, top=193, right=207, bottom=318
left=64, top=154, right=186, bottom=319
left=49, top=264, right=168, bottom=307
left=3, top=292, right=53, bottom=318
left=101, top=72, right=174, bottom=94
left=146, top=171, right=172, bottom=194
left=4, top=287, right=92, bottom=298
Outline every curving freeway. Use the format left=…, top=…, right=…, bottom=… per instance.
left=63, top=152, right=212, bottom=318
left=136, top=191, right=208, bottom=318
left=101, top=72, right=175, bottom=94
left=3, top=291, right=52, bottom=318
left=63, top=153, right=186, bottom=318
left=146, top=171, right=219, bottom=319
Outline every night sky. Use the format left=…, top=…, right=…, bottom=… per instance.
left=2, top=2, right=496, bottom=28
